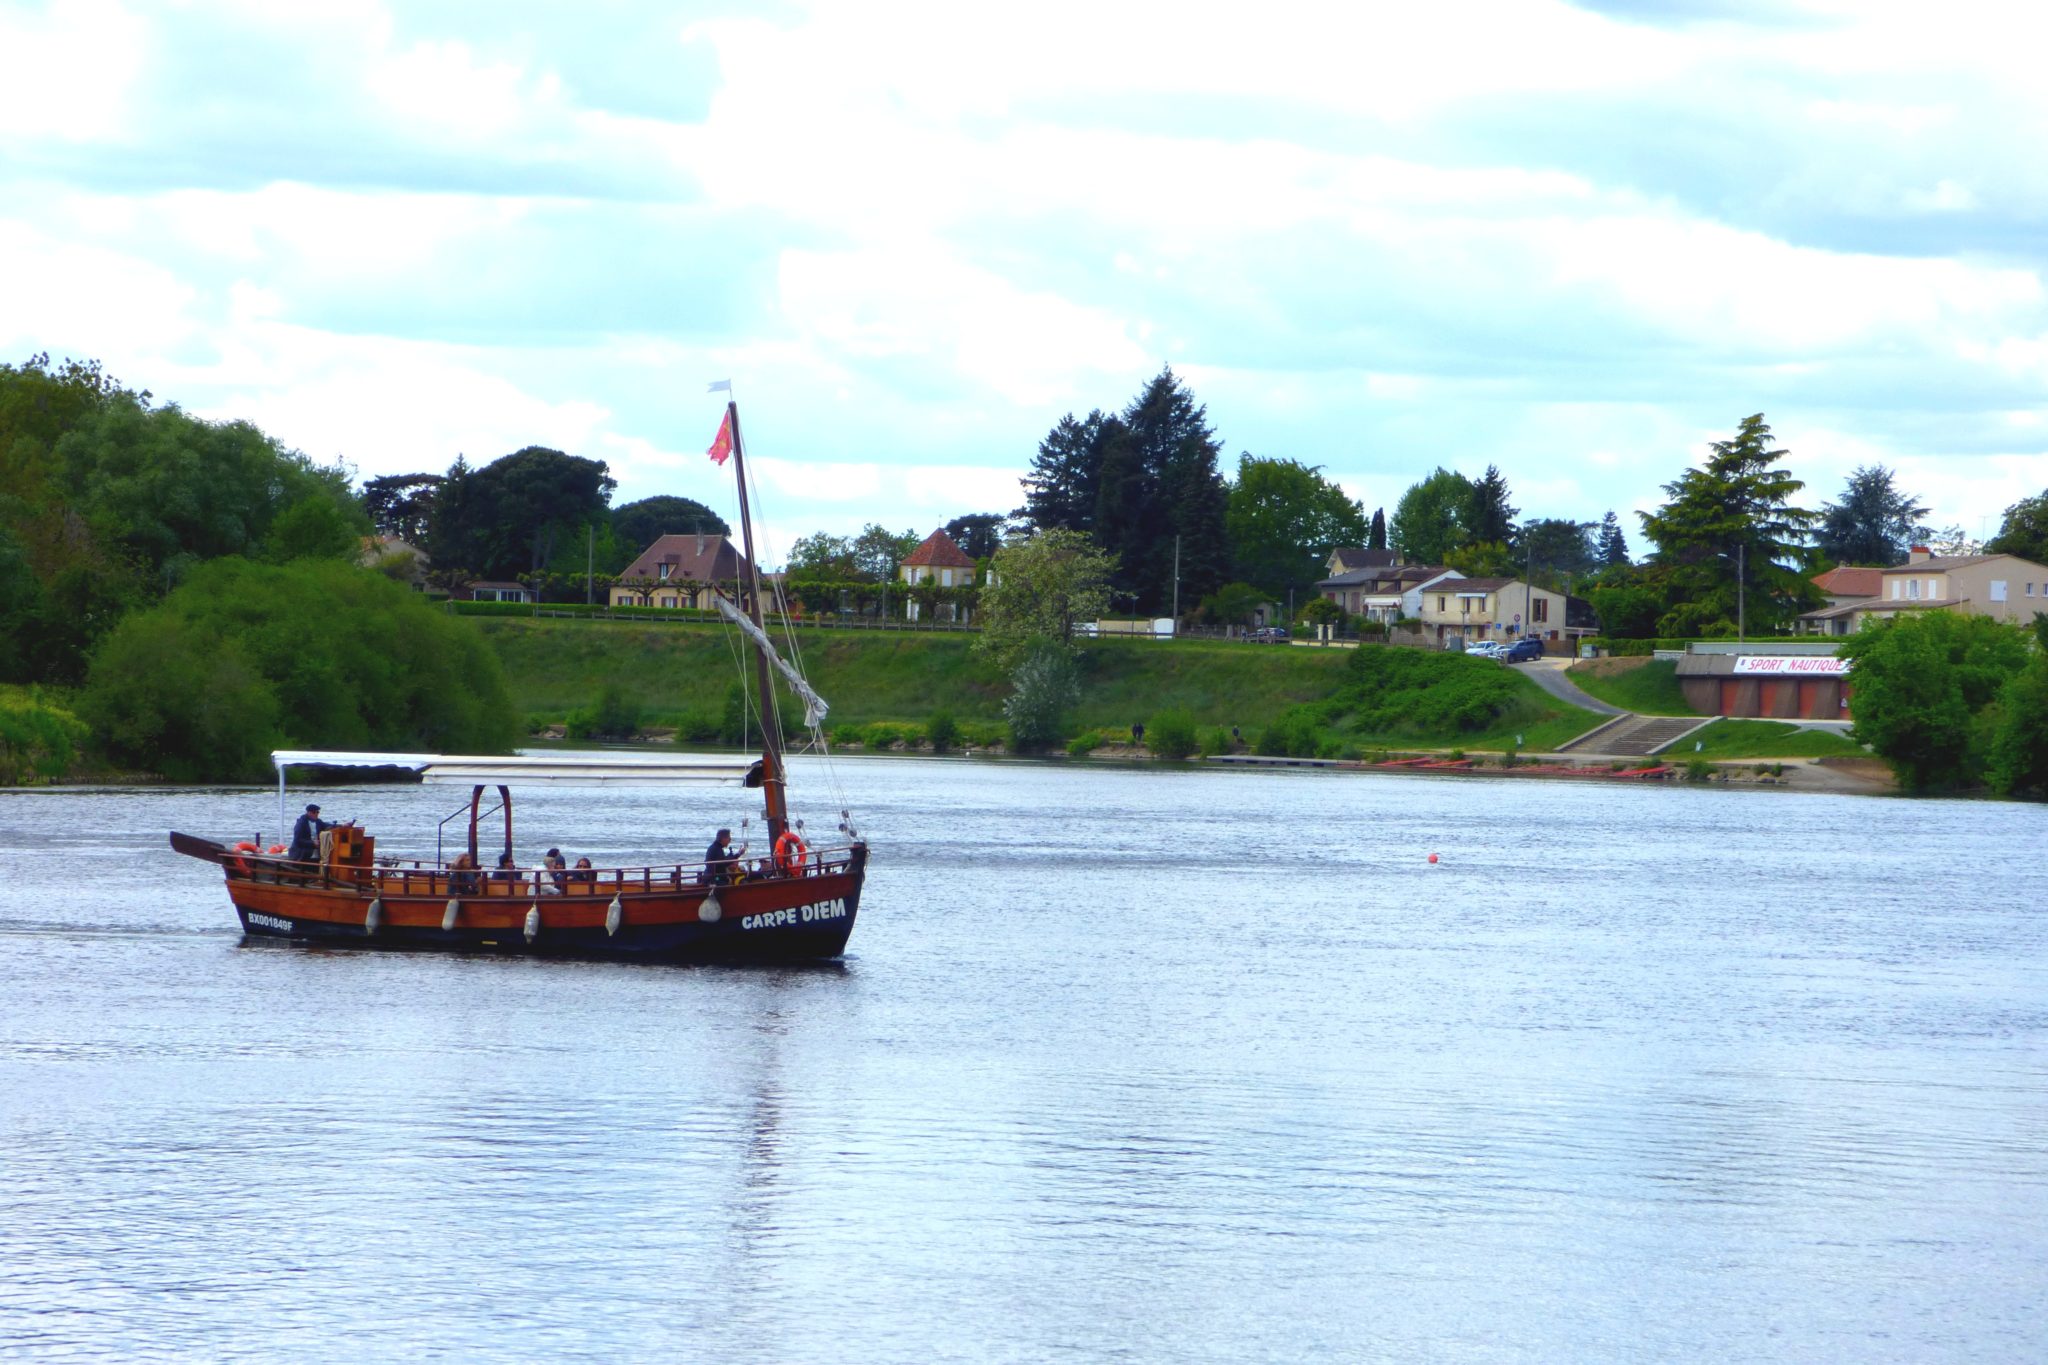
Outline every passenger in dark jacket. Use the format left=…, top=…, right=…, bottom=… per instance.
left=288, top=804, right=332, bottom=863
left=703, top=829, right=743, bottom=885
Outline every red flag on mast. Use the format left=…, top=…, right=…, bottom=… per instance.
left=708, top=407, right=734, bottom=466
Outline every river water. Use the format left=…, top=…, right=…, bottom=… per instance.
left=2, top=759, right=2045, bottom=1362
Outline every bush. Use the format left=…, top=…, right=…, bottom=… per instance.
left=80, top=559, right=517, bottom=781
left=1005, top=640, right=1079, bottom=753
left=1684, top=756, right=1714, bottom=782
left=566, top=682, right=641, bottom=740
left=927, top=708, right=958, bottom=753
left=1066, top=731, right=1101, bottom=758
left=1147, top=708, right=1199, bottom=760
left=1198, top=726, right=1229, bottom=757
left=0, top=689, right=89, bottom=784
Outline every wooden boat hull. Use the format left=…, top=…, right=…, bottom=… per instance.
left=187, top=838, right=866, bottom=963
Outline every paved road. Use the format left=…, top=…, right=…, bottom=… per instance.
left=1518, top=658, right=1626, bottom=715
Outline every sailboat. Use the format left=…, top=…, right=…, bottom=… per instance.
left=170, top=396, right=868, bottom=962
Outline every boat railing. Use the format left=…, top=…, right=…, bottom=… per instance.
left=226, top=843, right=857, bottom=895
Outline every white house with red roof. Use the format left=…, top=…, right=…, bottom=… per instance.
left=899, top=529, right=978, bottom=622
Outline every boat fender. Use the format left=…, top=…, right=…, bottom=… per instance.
left=699, top=893, right=721, bottom=924
left=523, top=906, right=541, bottom=944
left=443, top=899, right=460, bottom=931
left=605, top=896, right=623, bottom=937
left=365, top=898, right=382, bottom=935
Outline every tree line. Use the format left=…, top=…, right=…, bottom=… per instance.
left=0, top=355, right=517, bottom=779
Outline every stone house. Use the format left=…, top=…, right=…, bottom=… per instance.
left=610, top=533, right=754, bottom=609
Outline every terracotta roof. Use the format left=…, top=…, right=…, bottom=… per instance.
left=617, top=534, right=752, bottom=584
left=1812, top=565, right=1882, bottom=596
left=902, top=529, right=976, bottom=570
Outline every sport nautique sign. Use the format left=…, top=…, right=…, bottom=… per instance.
left=1733, top=655, right=1850, bottom=676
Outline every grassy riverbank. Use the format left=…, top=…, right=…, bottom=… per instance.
left=1566, top=658, right=1696, bottom=715
left=478, top=618, right=1365, bottom=735
left=475, top=618, right=1581, bottom=753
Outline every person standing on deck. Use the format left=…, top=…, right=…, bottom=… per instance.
left=704, top=829, right=743, bottom=885
left=288, top=804, right=332, bottom=864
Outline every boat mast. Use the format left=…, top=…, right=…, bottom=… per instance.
left=723, top=400, right=788, bottom=841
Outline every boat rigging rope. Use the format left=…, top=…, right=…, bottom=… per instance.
left=715, top=596, right=830, bottom=727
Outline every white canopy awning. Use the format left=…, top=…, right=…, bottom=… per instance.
left=271, top=750, right=761, bottom=787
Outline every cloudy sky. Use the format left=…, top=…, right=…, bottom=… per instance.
left=3, top=0, right=2044, bottom=564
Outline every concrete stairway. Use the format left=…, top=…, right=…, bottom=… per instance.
left=1556, top=714, right=1716, bottom=757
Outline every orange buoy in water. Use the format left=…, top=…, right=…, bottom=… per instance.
left=1428, top=853, right=1439, bottom=864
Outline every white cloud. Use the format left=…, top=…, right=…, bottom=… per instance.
left=0, top=0, right=147, bottom=141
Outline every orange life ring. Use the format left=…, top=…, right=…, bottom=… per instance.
left=774, top=830, right=808, bottom=876
left=229, top=841, right=258, bottom=876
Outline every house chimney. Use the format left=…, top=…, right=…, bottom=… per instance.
left=1908, top=544, right=1930, bottom=564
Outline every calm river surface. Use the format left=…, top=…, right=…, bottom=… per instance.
left=2, top=759, right=2045, bottom=1362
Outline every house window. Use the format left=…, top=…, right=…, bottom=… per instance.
left=1907, top=579, right=1920, bottom=600
left=2028, top=582, right=2037, bottom=596
left=1437, top=595, right=1447, bottom=612
left=1889, top=579, right=1901, bottom=599
left=1532, top=598, right=1549, bottom=623
left=1990, top=580, right=2007, bottom=602
left=658, top=563, right=672, bottom=581
left=1927, top=578, right=1939, bottom=599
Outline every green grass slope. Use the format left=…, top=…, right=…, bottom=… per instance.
left=1686, top=719, right=1868, bottom=758
left=1565, top=658, right=1697, bottom=715
left=479, top=619, right=1357, bottom=732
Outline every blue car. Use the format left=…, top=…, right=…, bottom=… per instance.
left=1502, top=637, right=1544, bottom=662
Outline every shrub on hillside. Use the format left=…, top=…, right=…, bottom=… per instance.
left=1147, top=708, right=1199, bottom=760
left=0, top=689, right=89, bottom=784
left=81, top=558, right=517, bottom=781
left=926, top=708, right=958, bottom=753
left=566, top=682, right=641, bottom=740
left=1338, top=647, right=1534, bottom=734
left=1005, top=639, right=1078, bottom=753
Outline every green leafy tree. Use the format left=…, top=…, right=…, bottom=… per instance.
left=1841, top=612, right=2030, bottom=791
left=1596, top=510, right=1630, bottom=567
left=429, top=447, right=616, bottom=579
left=1989, top=615, right=2048, bottom=799
left=942, top=513, right=1006, bottom=560
left=1224, top=454, right=1370, bottom=600
left=611, top=495, right=730, bottom=555
left=1520, top=519, right=1598, bottom=582
left=1003, top=638, right=1079, bottom=753
left=785, top=532, right=857, bottom=579
left=1390, top=468, right=1473, bottom=565
left=81, top=559, right=519, bottom=781
left=977, top=529, right=1115, bottom=667
left=361, top=474, right=443, bottom=543
left=263, top=496, right=362, bottom=564
left=1816, top=466, right=1931, bottom=566
left=1196, top=581, right=1268, bottom=627
left=1637, top=414, right=1819, bottom=635
left=1985, top=489, right=2048, bottom=564
left=851, top=524, right=920, bottom=581
left=1462, top=465, right=1518, bottom=547
left=1587, top=568, right=1665, bottom=638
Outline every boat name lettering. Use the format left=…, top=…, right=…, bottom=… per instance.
left=740, top=899, right=848, bottom=931
left=246, top=912, right=294, bottom=932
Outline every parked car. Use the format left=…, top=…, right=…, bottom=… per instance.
left=1463, top=640, right=1505, bottom=659
left=1247, top=627, right=1291, bottom=643
left=1502, top=637, right=1544, bottom=662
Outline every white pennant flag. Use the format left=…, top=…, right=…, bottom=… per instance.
left=706, top=379, right=732, bottom=393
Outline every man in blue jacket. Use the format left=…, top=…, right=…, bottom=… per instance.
left=288, top=803, right=333, bottom=864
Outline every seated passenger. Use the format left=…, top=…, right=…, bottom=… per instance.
left=493, top=852, right=524, bottom=887
left=449, top=852, right=481, bottom=895
left=703, top=828, right=743, bottom=885
left=544, top=848, right=568, bottom=892
left=570, top=856, right=595, bottom=887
